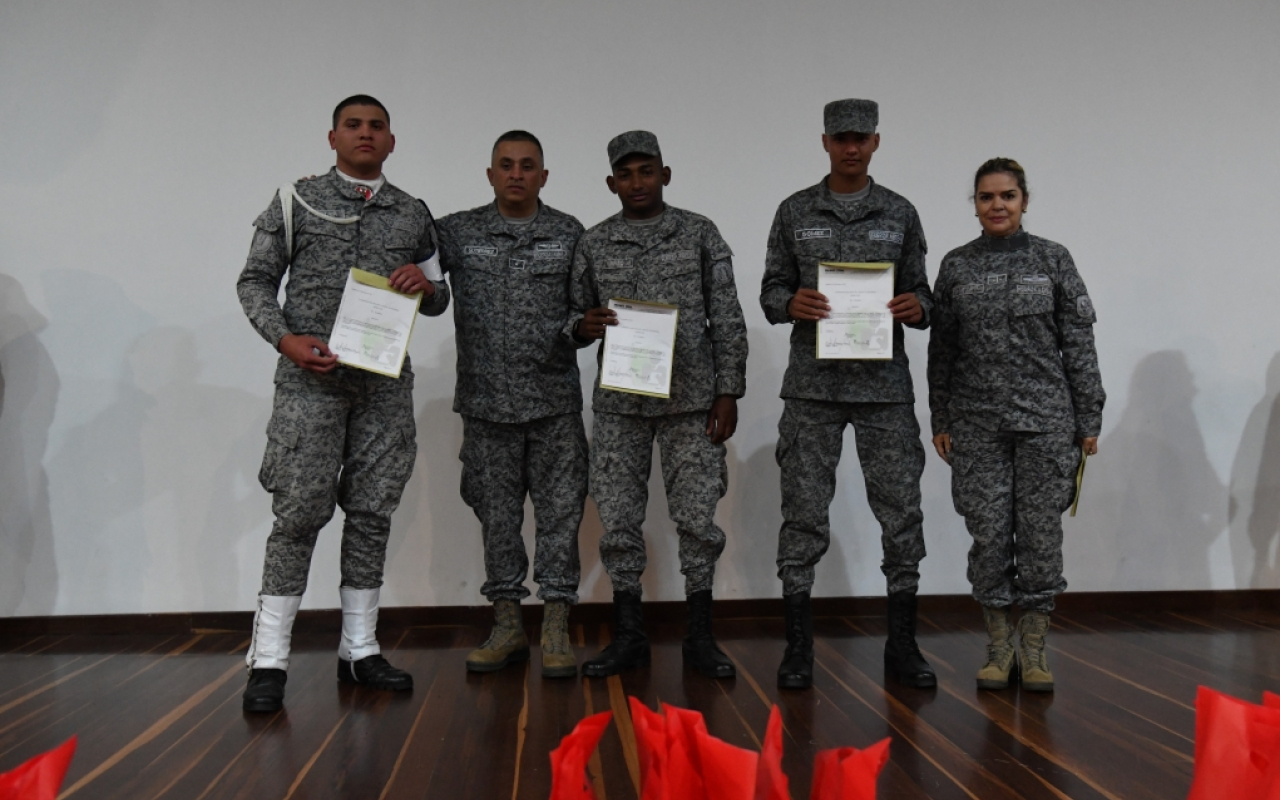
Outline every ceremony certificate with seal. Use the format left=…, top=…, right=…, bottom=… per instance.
left=816, top=262, right=895, bottom=360
left=599, top=298, right=679, bottom=398
left=328, top=269, right=423, bottom=379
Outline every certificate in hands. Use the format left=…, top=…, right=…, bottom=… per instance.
left=600, top=298, right=679, bottom=398
left=816, top=262, right=895, bottom=360
left=328, top=269, right=423, bottom=378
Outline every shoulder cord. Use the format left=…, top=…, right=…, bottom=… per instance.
left=279, top=182, right=360, bottom=258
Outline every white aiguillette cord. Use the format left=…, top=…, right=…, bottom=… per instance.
left=277, top=181, right=444, bottom=281
left=279, top=182, right=360, bottom=258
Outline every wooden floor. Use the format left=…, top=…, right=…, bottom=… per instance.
left=1, top=608, right=1276, bottom=799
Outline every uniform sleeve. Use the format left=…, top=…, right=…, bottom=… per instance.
left=926, top=260, right=959, bottom=436
left=759, top=205, right=798, bottom=325
left=235, top=193, right=292, bottom=348
left=415, top=202, right=450, bottom=317
left=702, top=223, right=748, bottom=399
left=897, top=209, right=933, bottom=330
left=1054, top=248, right=1105, bottom=438
left=563, top=237, right=597, bottom=348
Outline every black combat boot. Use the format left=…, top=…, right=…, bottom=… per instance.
left=682, top=590, right=735, bottom=679
left=337, top=654, right=414, bottom=691
left=242, top=668, right=287, bottom=713
left=582, top=591, right=650, bottom=677
left=777, top=592, right=814, bottom=689
left=884, top=590, right=936, bottom=688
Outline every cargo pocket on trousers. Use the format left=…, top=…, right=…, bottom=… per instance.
left=458, top=437, right=483, bottom=510
left=775, top=416, right=799, bottom=467
left=949, top=453, right=977, bottom=517
left=1048, top=447, right=1083, bottom=512
left=259, top=420, right=300, bottom=493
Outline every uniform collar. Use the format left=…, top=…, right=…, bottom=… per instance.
left=484, top=200, right=548, bottom=237
left=979, top=228, right=1030, bottom=252
left=813, top=176, right=885, bottom=222
left=324, top=167, right=400, bottom=207
left=605, top=205, right=680, bottom=246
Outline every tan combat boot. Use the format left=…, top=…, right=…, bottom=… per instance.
left=976, top=605, right=1016, bottom=690
left=465, top=599, right=529, bottom=673
left=1017, top=610, right=1054, bottom=692
left=539, top=601, right=577, bottom=679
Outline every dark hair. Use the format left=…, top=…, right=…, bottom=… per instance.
left=973, top=157, right=1029, bottom=198
left=332, top=95, right=389, bottom=130
left=492, top=130, right=544, bottom=159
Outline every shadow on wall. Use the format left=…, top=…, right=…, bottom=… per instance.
left=1228, top=351, right=1280, bottom=589
left=125, top=322, right=270, bottom=610
left=1081, top=350, right=1225, bottom=590
left=0, top=275, right=59, bottom=615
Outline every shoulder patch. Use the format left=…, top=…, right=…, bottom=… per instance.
left=794, top=228, right=832, bottom=241
left=713, top=260, right=734, bottom=285
left=1077, top=295, right=1095, bottom=319
left=251, top=229, right=276, bottom=255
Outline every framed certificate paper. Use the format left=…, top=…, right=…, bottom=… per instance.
left=816, top=262, right=895, bottom=360
left=599, top=298, right=679, bottom=398
left=328, top=269, right=423, bottom=378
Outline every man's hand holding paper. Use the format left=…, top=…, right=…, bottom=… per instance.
left=327, top=268, right=424, bottom=378
left=816, top=262, right=896, bottom=360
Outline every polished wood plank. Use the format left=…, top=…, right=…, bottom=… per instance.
left=0, top=609, right=1272, bottom=799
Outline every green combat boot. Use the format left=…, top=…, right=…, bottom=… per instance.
left=540, top=601, right=577, bottom=679
left=976, top=606, right=1016, bottom=690
left=465, top=599, right=529, bottom=673
left=1017, top=610, right=1055, bottom=692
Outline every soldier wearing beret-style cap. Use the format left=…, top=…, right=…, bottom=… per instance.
left=760, top=98, right=936, bottom=691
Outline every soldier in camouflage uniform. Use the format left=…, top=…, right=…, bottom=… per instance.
left=760, top=99, right=936, bottom=690
left=928, top=157, right=1104, bottom=692
left=570, top=131, right=748, bottom=679
left=435, top=130, right=588, bottom=679
left=236, top=95, right=449, bottom=713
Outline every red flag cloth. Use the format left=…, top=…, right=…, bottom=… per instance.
left=630, top=697, right=670, bottom=800
left=0, top=737, right=76, bottom=800
left=1187, top=687, right=1280, bottom=800
left=549, top=711, right=613, bottom=800
left=753, top=705, right=791, bottom=800
left=628, top=698, right=762, bottom=800
left=809, top=738, right=890, bottom=800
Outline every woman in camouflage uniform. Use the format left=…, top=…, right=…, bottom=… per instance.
left=927, top=159, right=1104, bottom=692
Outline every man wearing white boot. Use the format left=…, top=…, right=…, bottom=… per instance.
left=236, top=95, right=450, bottom=712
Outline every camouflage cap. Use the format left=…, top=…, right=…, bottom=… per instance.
left=607, top=130, right=661, bottom=167
left=823, top=99, right=878, bottom=135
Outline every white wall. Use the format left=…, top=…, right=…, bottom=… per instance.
left=1, top=0, right=1278, bottom=616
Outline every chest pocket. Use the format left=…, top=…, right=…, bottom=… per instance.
left=530, top=257, right=570, bottom=279
left=864, top=225, right=905, bottom=262
left=596, top=263, right=635, bottom=302
left=383, top=224, right=420, bottom=254
left=953, top=283, right=990, bottom=311
left=1011, top=278, right=1054, bottom=317
left=795, top=235, right=838, bottom=264
left=300, top=215, right=356, bottom=243
left=530, top=258, right=571, bottom=300
left=651, top=258, right=701, bottom=306
left=452, top=250, right=505, bottom=299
